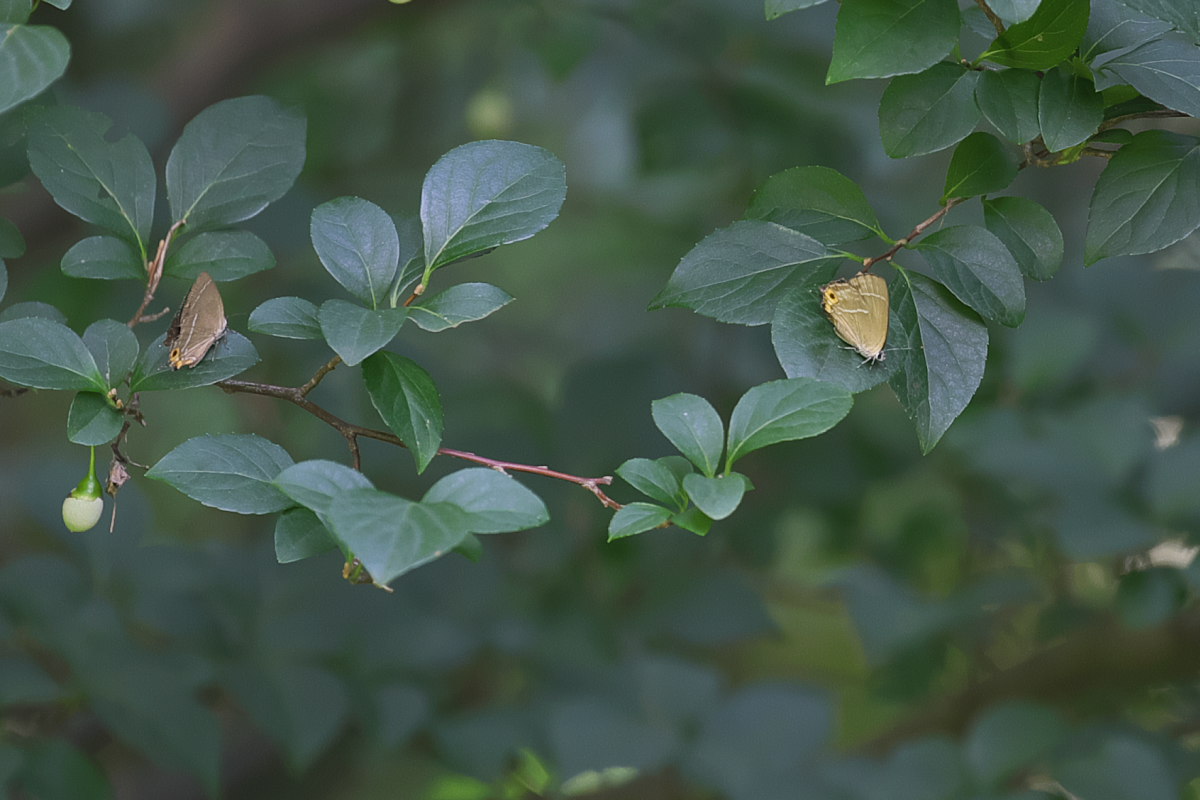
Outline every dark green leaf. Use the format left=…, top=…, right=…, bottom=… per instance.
left=0, top=22, right=69, bottom=115
left=27, top=106, right=154, bottom=248
left=975, top=69, right=1043, bottom=144
left=0, top=214, right=25, bottom=257
left=1116, top=567, right=1185, bottom=628
left=745, top=165, right=883, bottom=245
left=0, top=0, right=31, bottom=23
left=274, top=459, right=374, bottom=528
left=979, top=0, right=1091, bottom=69
left=1085, top=130, right=1200, bottom=263
left=765, top=0, right=827, bottom=19
left=983, top=196, right=1064, bottom=280
left=1097, top=37, right=1200, bottom=118
left=146, top=433, right=294, bottom=514
left=17, top=741, right=112, bottom=800
left=310, top=196, right=399, bottom=308
left=651, top=393, right=724, bottom=477
left=725, top=377, right=853, bottom=467
left=130, top=330, right=259, bottom=391
left=409, top=282, right=514, bottom=332
left=883, top=738, right=968, bottom=800
left=1082, top=0, right=1172, bottom=67
left=66, top=391, right=122, bottom=445
left=649, top=220, right=840, bottom=325
left=0, top=301, right=66, bottom=323
left=682, top=473, right=745, bottom=520
left=274, top=507, right=337, bottom=564
left=248, top=296, right=322, bottom=340
left=616, top=455, right=693, bottom=509
left=317, top=299, right=407, bottom=366
left=608, top=502, right=672, bottom=540
left=879, top=64, right=981, bottom=158
left=82, top=319, right=138, bottom=387
left=0, top=655, right=61, bottom=705
left=670, top=506, right=713, bottom=536
left=943, top=132, right=1019, bottom=201
left=421, top=140, right=566, bottom=271
left=916, top=226, right=1026, bottom=326
left=61, top=235, right=144, bottom=281
left=165, top=230, right=275, bottom=281
left=1055, top=733, right=1178, bottom=800
left=1112, top=0, right=1200, bottom=46
left=1038, top=67, right=1103, bottom=152
left=166, top=95, right=306, bottom=231
left=423, top=467, right=548, bottom=533
left=326, top=488, right=469, bottom=584
left=965, top=702, right=1067, bottom=787
left=362, top=351, right=443, bottom=473
left=0, top=316, right=105, bottom=390
left=888, top=267, right=989, bottom=453
left=827, top=0, right=960, bottom=83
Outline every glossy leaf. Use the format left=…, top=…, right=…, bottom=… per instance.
left=745, top=165, right=883, bottom=245
left=274, top=459, right=373, bottom=530
left=888, top=268, right=988, bottom=453
left=317, top=299, right=407, bottom=366
left=166, top=95, right=306, bottom=232
left=274, top=508, right=337, bottom=564
left=0, top=301, right=65, bottom=323
left=409, top=282, right=514, bottom=332
left=979, top=0, right=1090, bottom=69
left=765, top=0, right=827, bottom=18
left=0, top=22, right=69, bottom=115
left=422, top=467, right=548, bottom=533
left=61, top=235, right=144, bottom=281
left=147, top=433, right=294, bottom=514
left=826, top=0, right=959, bottom=83
left=0, top=317, right=105, bottom=390
left=1097, top=37, right=1200, bottom=119
left=1082, top=0, right=1172, bottom=67
left=27, top=106, right=154, bottom=248
left=0, top=0, right=31, bottom=23
left=975, top=68, right=1042, bottom=144
left=651, top=393, right=725, bottom=477
left=248, top=296, right=322, bottom=340
left=879, top=64, right=981, bottom=158
left=682, top=473, right=745, bottom=520
left=725, top=377, right=853, bottom=467
left=131, top=330, right=259, bottom=391
left=362, top=351, right=443, bottom=473
left=1038, top=67, right=1103, bottom=152
left=66, top=392, right=122, bottom=445
left=916, top=226, right=1026, bottom=326
left=650, top=220, right=840, bottom=325
left=82, top=319, right=139, bottom=388
left=983, top=196, right=1064, bottom=280
left=165, top=230, right=275, bottom=281
left=616, top=455, right=693, bottom=509
left=608, top=502, right=672, bottom=540
left=421, top=140, right=566, bottom=271
left=943, top=132, right=1019, bottom=201
left=1113, top=0, right=1200, bottom=45
left=310, top=196, right=399, bottom=308
left=1085, top=130, right=1200, bottom=264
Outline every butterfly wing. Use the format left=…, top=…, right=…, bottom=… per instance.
left=822, top=272, right=889, bottom=362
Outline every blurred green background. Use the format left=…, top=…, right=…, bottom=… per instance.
left=4, top=1, right=1200, bottom=798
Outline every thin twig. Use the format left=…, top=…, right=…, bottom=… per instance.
left=862, top=197, right=964, bottom=270
left=1099, top=108, right=1187, bottom=130
left=128, top=220, right=186, bottom=328
left=974, top=0, right=1005, bottom=36
left=298, top=355, right=341, bottom=396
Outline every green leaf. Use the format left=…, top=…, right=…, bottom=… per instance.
left=943, top=132, right=1019, bottom=201
left=0, top=214, right=25, bottom=257
left=1097, top=37, right=1200, bottom=118
left=326, top=488, right=469, bottom=583
left=166, top=95, right=306, bottom=232
left=66, top=391, right=122, bottom=445
left=17, top=742, right=111, bottom=800
left=725, top=377, right=853, bottom=467
left=310, top=196, right=399, bottom=308
left=1113, top=0, right=1200, bottom=45
left=0, top=301, right=65, bottom=323
left=964, top=702, right=1067, bottom=787
left=1082, top=0, right=1171, bottom=68
left=1116, top=567, right=1185, bottom=629
left=1055, top=733, right=1178, bottom=800
left=27, top=106, right=154, bottom=249
left=0, top=655, right=61, bottom=705
left=888, top=267, right=988, bottom=453
left=147, top=433, right=294, bottom=514
left=423, top=467, right=549, bottom=533
left=616, top=455, right=693, bottom=509
left=82, top=318, right=139, bottom=388
left=608, top=502, right=672, bottom=540
left=274, top=459, right=373, bottom=539
left=409, top=282, right=514, bottom=332
left=682, top=473, right=746, bottom=520
left=274, top=507, right=337, bottom=564
left=975, top=68, right=1042, bottom=144
left=318, top=299, right=407, bottom=366
left=979, top=0, right=1091, bottom=69
left=982, top=196, right=1064, bottom=280
left=0, top=0, right=31, bottom=23
left=130, top=330, right=259, bottom=391
left=421, top=140, right=566, bottom=271
left=649, top=220, right=840, bottom=326
left=765, top=0, right=828, bottom=18
left=745, top=166, right=883, bottom=245
left=915, top=226, right=1026, bottom=326
left=826, top=0, right=960, bottom=83
left=0, top=259, right=5, bottom=305
left=362, top=351, right=443, bottom=473
left=248, top=296, right=322, bottom=340
left=771, top=286, right=900, bottom=393
left=164, top=230, right=275, bottom=281
left=61, top=235, right=144, bottom=281
left=670, top=506, right=713, bottom=536
left=0, top=316, right=105, bottom=390
left=1085, top=130, right=1200, bottom=264
left=0, top=22, right=69, bottom=115
left=651, top=393, right=724, bottom=477
left=879, top=64, right=981, bottom=158
left=1037, top=67, right=1103, bottom=152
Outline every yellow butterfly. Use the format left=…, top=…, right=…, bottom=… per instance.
left=820, top=272, right=889, bottom=363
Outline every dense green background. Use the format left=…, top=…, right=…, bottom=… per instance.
left=4, top=0, right=1200, bottom=798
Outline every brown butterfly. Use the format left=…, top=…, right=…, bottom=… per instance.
left=166, top=272, right=227, bottom=369
left=820, top=272, right=889, bottom=363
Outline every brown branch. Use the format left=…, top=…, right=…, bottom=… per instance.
left=128, top=220, right=186, bottom=328
left=1, top=385, right=29, bottom=398
left=862, top=197, right=964, bottom=270
left=297, top=355, right=341, bottom=396
left=1099, top=108, right=1188, bottom=131
left=974, top=0, right=1005, bottom=37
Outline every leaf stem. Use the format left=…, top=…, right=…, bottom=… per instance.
left=862, top=197, right=964, bottom=270
left=128, top=219, right=187, bottom=327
